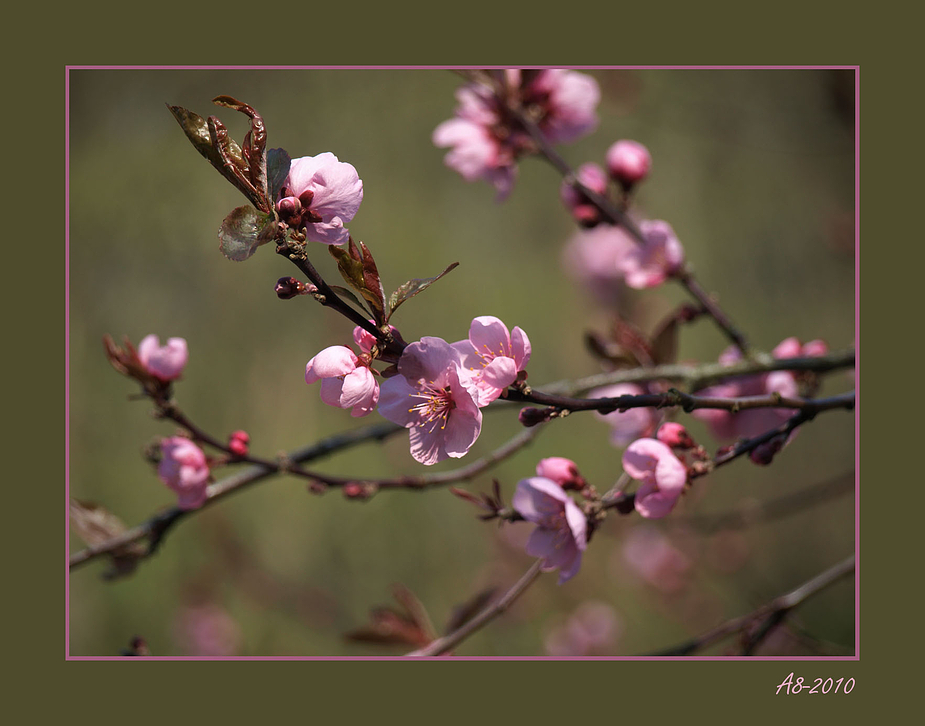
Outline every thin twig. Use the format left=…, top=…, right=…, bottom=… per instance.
left=406, top=559, right=546, bottom=656
left=69, top=420, right=401, bottom=570
left=646, top=554, right=855, bottom=656
left=542, top=349, right=855, bottom=396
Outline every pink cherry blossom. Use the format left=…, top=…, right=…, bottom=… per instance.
left=692, top=337, right=827, bottom=446
left=432, top=115, right=517, bottom=202
left=377, top=337, right=483, bottom=465
left=523, top=69, right=601, bottom=144
left=276, top=153, right=363, bottom=245
left=512, top=477, right=588, bottom=584
left=590, top=383, right=657, bottom=447
left=606, top=140, right=652, bottom=187
left=433, top=70, right=599, bottom=200
left=544, top=601, right=622, bottom=656
left=305, top=345, right=379, bottom=417
left=656, top=422, right=696, bottom=450
left=560, top=162, right=609, bottom=225
left=535, top=457, right=585, bottom=490
left=562, top=224, right=636, bottom=305
left=622, top=438, right=688, bottom=519
left=174, top=604, right=242, bottom=656
left=137, top=334, right=188, bottom=381
left=617, top=220, right=685, bottom=289
left=158, top=437, right=210, bottom=510
left=452, top=316, right=531, bottom=405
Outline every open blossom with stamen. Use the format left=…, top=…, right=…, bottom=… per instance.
left=305, top=345, right=379, bottom=417
left=276, top=153, right=363, bottom=245
left=377, top=337, right=482, bottom=465
left=452, top=316, right=531, bottom=405
left=617, top=220, right=685, bottom=289
left=138, top=335, right=188, bottom=382
left=622, top=438, right=688, bottom=519
left=512, top=477, right=588, bottom=584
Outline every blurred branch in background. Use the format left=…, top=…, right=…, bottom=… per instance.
left=646, top=554, right=855, bottom=656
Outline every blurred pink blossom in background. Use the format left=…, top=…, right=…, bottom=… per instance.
left=544, top=600, right=622, bottom=656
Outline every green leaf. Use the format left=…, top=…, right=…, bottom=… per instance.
left=267, top=147, right=292, bottom=201
left=386, top=262, right=459, bottom=322
left=218, top=206, right=278, bottom=261
left=329, top=243, right=367, bottom=294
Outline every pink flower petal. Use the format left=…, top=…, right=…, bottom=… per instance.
left=634, top=480, right=680, bottom=519
left=305, top=346, right=358, bottom=383
left=469, top=316, right=511, bottom=358
left=510, top=326, right=531, bottom=369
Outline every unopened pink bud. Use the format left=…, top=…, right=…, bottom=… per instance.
left=228, top=430, right=250, bottom=457
left=536, top=457, right=586, bottom=490
left=606, top=140, right=651, bottom=187
left=656, top=422, right=695, bottom=450
left=802, top=339, right=829, bottom=357
left=138, top=335, right=188, bottom=382
left=561, top=163, right=608, bottom=225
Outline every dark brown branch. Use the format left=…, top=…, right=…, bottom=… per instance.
left=510, top=387, right=855, bottom=418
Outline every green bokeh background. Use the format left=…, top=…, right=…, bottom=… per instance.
left=68, top=69, right=855, bottom=657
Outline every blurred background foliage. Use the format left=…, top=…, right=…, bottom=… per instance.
left=68, top=69, right=855, bottom=656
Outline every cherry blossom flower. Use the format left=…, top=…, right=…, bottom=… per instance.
left=590, top=383, right=657, bottom=447
left=276, top=153, right=363, bottom=245
left=522, top=69, right=601, bottom=144
left=432, top=84, right=517, bottom=201
left=137, top=335, right=188, bottom=382
left=173, top=604, right=242, bottom=656
left=692, top=337, right=828, bottom=450
left=452, top=316, right=531, bottom=405
left=305, top=345, right=379, bottom=417
left=377, top=337, right=482, bottom=465
left=535, top=457, right=585, bottom=490
left=622, top=438, right=688, bottom=519
left=617, top=220, right=685, bottom=289
left=622, top=525, right=692, bottom=593
left=434, top=70, right=600, bottom=200
left=606, top=140, right=652, bottom=187
left=562, top=225, right=636, bottom=306
left=512, top=477, right=588, bottom=584
left=158, top=437, right=210, bottom=510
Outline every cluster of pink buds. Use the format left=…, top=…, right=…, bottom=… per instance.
left=227, top=430, right=250, bottom=458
